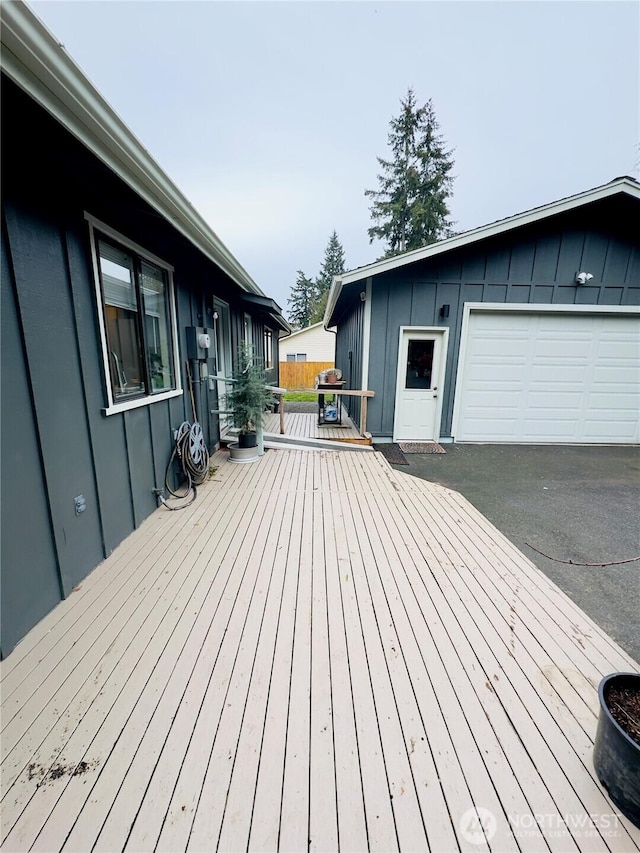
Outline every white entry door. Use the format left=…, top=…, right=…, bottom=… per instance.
left=394, top=328, right=448, bottom=441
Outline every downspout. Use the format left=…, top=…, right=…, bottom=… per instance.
left=323, top=276, right=339, bottom=413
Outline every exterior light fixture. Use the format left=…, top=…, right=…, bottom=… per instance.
left=440, top=304, right=450, bottom=318
left=575, top=272, right=594, bottom=285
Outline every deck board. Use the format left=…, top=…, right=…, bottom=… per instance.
left=2, top=448, right=639, bottom=852
left=263, top=411, right=363, bottom=442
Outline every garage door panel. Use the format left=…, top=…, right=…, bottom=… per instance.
left=584, top=419, right=639, bottom=440
left=469, top=364, right=526, bottom=388
left=462, top=418, right=519, bottom=438
left=530, top=365, right=588, bottom=383
left=587, top=391, right=639, bottom=410
left=522, top=420, right=580, bottom=439
left=527, top=391, right=583, bottom=408
left=592, top=365, right=640, bottom=383
left=465, top=390, right=523, bottom=408
left=533, top=340, right=592, bottom=360
left=455, top=311, right=640, bottom=443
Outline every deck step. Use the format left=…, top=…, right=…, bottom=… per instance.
left=263, top=433, right=373, bottom=452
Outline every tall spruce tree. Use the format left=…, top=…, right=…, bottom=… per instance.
left=365, top=89, right=455, bottom=258
left=287, top=270, right=316, bottom=329
left=311, top=230, right=346, bottom=323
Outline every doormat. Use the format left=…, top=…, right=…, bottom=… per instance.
left=398, top=442, right=446, bottom=454
left=374, top=444, right=409, bottom=465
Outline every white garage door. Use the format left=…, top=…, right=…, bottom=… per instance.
left=454, top=310, right=640, bottom=443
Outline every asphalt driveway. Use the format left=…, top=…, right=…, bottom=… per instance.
left=388, top=444, right=640, bottom=664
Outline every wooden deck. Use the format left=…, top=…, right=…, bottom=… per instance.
left=263, top=410, right=368, bottom=443
left=1, top=449, right=638, bottom=852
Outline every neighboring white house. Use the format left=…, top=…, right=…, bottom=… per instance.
left=279, top=322, right=336, bottom=363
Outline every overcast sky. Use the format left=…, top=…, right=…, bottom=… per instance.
left=30, top=1, right=639, bottom=314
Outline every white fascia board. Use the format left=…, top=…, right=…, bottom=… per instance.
left=286, top=321, right=328, bottom=340
left=1, top=1, right=264, bottom=297
left=326, top=178, right=640, bottom=318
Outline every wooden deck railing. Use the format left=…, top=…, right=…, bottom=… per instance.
left=268, top=386, right=375, bottom=437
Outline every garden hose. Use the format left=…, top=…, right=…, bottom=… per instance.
left=161, top=421, right=210, bottom=510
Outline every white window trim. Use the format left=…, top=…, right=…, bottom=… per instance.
left=451, top=302, right=640, bottom=439
left=86, top=213, right=183, bottom=416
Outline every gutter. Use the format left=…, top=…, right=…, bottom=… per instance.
left=324, top=274, right=343, bottom=328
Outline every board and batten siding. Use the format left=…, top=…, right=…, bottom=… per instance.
left=357, top=209, right=639, bottom=440
left=334, top=295, right=366, bottom=427
left=0, top=78, right=277, bottom=656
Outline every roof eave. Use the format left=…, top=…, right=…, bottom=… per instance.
left=1, top=1, right=264, bottom=297
left=324, top=275, right=344, bottom=328
left=326, top=177, right=640, bottom=324
left=240, top=294, right=291, bottom=333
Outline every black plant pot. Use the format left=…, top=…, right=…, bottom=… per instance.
left=593, top=672, right=640, bottom=828
left=238, top=432, right=258, bottom=449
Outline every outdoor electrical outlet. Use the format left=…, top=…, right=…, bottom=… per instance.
left=74, top=495, right=86, bottom=515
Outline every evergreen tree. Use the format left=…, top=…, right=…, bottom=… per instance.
left=287, top=270, right=316, bottom=329
left=365, top=89, right=455, bottom=258
left=311, top=230, right=346, bottom=323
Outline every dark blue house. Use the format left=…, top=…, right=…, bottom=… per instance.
left=1, top=2, right=289, bottom=656
left=325, top=178, right=639, bottom=445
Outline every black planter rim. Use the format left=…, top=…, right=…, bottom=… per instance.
left=598, top=672, right=640, bottom=751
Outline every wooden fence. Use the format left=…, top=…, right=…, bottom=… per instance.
left=279, top=361, right=334, bottom=390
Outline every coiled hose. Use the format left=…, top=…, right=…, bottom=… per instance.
left=161, top=421, right=210, bottom=510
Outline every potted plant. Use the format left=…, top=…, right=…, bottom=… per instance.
left=593, top=672, right=640, bottom=828
left=225, top=343, right=273, bottom=462
left=324, top=367, right=342, bottom=385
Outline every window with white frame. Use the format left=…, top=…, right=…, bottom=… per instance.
left=93, top=230, right=178, bottom=406
left=264, top=328, right=273, bottom=369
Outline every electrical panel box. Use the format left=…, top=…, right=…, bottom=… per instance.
left=186, top=326, right=210, bottom=360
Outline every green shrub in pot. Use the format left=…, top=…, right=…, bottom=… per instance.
left=225, top=343, right=273, bottom=447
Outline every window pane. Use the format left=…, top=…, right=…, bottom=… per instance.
left=296, top=353, right=307, bottom=362
left=286, top=354, right=296, bottom=362
left=140, top=261, right=175, bottom=393
left=405, top=339, right=434, bottom=389
left=99, top=241, right=145, bottom=399
left=264, top=329, right=273, bottom=369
